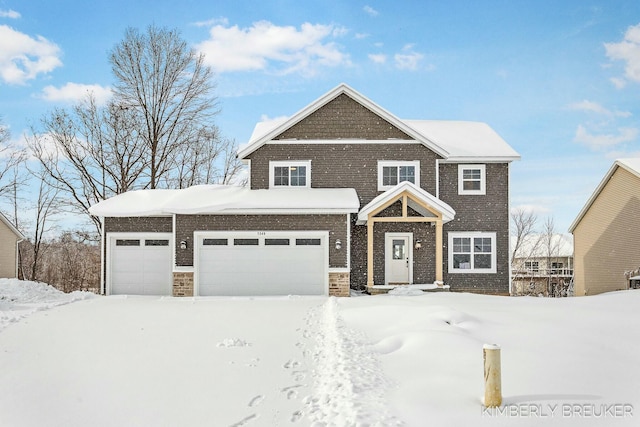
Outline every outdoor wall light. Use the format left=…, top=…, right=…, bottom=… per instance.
left=415, top=239, right=422, bottom=250
left=180, top=240, right=188, bottom=250
left=335, top=239, right=342, bottom=250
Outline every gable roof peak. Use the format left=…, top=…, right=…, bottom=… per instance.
left=237, top=83, right=449, bottom=159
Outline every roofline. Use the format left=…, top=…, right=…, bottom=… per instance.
left=357, top=181, right=455, bottom=225
left=440, top=156, right=521, bottom=163
left=0, top=212, right=24, bottom=239
left=237, top=83, right=450, bottom=159
left=568, top=160, right=639, bottom=232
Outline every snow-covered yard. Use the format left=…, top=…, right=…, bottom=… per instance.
left=1, top=279, right=638, bottom=426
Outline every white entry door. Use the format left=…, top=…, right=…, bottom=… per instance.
left=385, top=233, right=413, bottom=285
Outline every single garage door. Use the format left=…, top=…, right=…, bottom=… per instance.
left=109, top=233, right=173, bottom=295
left=196, top=232, right=328, bottom=296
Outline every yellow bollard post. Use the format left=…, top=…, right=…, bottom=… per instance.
left=483, top=344, right=502, bottom=407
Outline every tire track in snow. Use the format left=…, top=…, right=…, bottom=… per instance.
left=303, top=297, right=403, bottom=426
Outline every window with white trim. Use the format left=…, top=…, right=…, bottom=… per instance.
left=458, top=164, right=486, bottom=195
left=377, top=161, right=420, bottom=191
left=269, top=161, right=311, bottom=188
left=448, top=232, right=496, bottom=273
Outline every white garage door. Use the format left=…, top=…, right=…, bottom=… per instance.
left=109, top=233, right=173, bottom=295
left=196, top=232, right=328, bottom=296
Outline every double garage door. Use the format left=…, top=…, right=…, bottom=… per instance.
left=109, top=231, right=328, bottom=296
left=196, top=232, right=328, bottom=296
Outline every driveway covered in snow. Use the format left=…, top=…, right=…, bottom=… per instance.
left=0, top=296, right=357, bottom=426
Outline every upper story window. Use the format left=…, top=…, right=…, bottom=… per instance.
left=458, top=164, right=486, bottom=195
left=377, top=161, right=420, bottom=191
left=448, top=232, right=497, bottom=274
left=269, top=161, right=311, bottom=188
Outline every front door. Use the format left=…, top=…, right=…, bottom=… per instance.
left=385, top=233, right=412, bottom=285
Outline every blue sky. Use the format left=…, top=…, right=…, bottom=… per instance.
left=1, top=0, right=639, bottom=233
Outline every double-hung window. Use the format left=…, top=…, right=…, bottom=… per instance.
left=458, top=164, right=486, bottom=195
left=448, top=232, right=496, bottom=273
left=269, top=161, right=311, bottom=188
left=378, top=161, right=420, bottom=191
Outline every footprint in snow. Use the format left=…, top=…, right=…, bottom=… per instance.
left=228, top=413, right=257, bottom=427
left=290, top=410, right=303, bottom=422
left=283, top=359, right=299, bottom=369
left=248, top=395, right=264, bottom=407
left=281, top=384, right=303, bottom=400
left=292, top=371, right=306, bottom=382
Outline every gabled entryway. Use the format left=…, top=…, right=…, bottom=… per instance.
left=357, top=182, right=455, bottom=292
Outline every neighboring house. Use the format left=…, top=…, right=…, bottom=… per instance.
left=89, top=84, right=520, bottom=297
left=511, top=234, right=574, bottom=296
left=0, top=212, right=24, bottom=278
left=569, top=158, right=640, bottom=296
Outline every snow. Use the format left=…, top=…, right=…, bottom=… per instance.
left=89, top=185, right=360, bottom=217
left=1, top=281, right=639, bottom=426
left=405, top=120, right=521, bottom=160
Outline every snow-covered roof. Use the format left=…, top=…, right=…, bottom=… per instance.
left=238, top=83, right=520, bottom=162
left=356, top=181, right=455, bottom=225
left=569, top=158, right=640, bottom=232
left=404, top=120, right=520, bottom=161
left=89, top=185, right=360, bottom=217
left=511, top=233, right=574, bottom=259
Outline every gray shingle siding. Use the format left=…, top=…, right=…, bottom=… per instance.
left=248, top=143, right=441, bottom=206
left=175, top=214, right=348, bottom=268
left=104, top=217, right=173, bottom=233
left=275, top=93, right=412, bottom=140
left=439, top=163, right=510, bottom=294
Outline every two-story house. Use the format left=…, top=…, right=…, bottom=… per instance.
left=511, top=234, right=574, bottom=296
left=89, top=84, right=520, bottom=297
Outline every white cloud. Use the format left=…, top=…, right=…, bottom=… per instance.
left=41, top=83, right=112, bottom=105
left=568, top=100, right=631, bottom=117
left=610, top=77, right=626, bottom=89
left=0, top=9, right=20, bottom=19
left=604, top=23, right=640, bottom=85
left=195, top=20, right=351, bottom=76
left=510, top=204, right=551, bottom=215
left=354, top=33, right=369, bottom=40
left=574, top=124, right=638, bottom=149
left=394, top=45, right=425, bottom=71
left=0, top=25, right=62, bottom=84
left=191, top=17, right=228, bottom=28
left=363, top=6, right=379, bottom=17
left=368, top=53, right=387, bottom=64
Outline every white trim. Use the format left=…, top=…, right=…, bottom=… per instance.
left=346, top=213, right=351, bottom=271
left=193, top=230, right=329, bottom=296
left=329, top=267, right=350, bottom=273
left=100, top=217, right=105, bottom=295
left=377, top=160, right=421, bottom=191
left=448, top=231, right=497, bottom=274
left=246, top=159, right=251, bottom=189
left=268, top=139, right=422, bottom=145
left=172, top=214, right=177, bottom=272
left=357, top=181, right=456, bottom=225
left=441, top=156, right=519, bottom=163
left=458, top=164, right=486, bottom=195
left=0, top=212, right=24, bottom=239
left=508, top=163, right=512, bottom=294
left=237, top=83, right=449, bottom=159
left=385, top=232, right=414, bottom=285
left=203, top=209, right=358, bottom=215
left=435, top=158, right=441, bottom=199
left=106, top=232, right=174, bottom=296
left=173, top=266, right=194, bottom=273
left=269, top=160, right=311, bottom=188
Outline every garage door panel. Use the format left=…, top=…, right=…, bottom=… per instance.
left=110, top=234, right=173, bottom=296
left=197, top=233, right=327, bottom=296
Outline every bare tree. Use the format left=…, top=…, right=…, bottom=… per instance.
left=510, top=207, right=538, bottom=265
left=0, top=118, right=28, bottom=207
left=110, top=25, right=219, bottom=189
left=25, top=167, right=60, bottom=282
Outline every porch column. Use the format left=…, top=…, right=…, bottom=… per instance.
left=367, top=220, right=374, bottom=288
left=435, top=219, right=443, bottom=283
